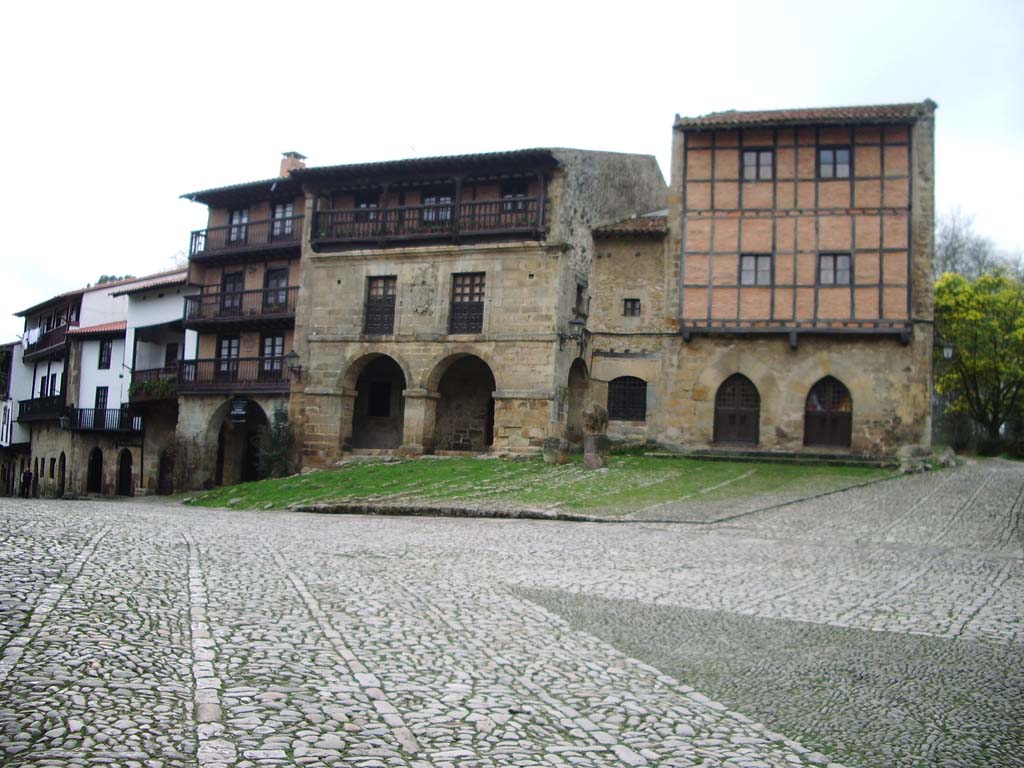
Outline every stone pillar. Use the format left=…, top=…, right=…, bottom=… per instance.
left=401, top=388, right=440, bottom=456
left=295, top=387, right=356, bottom=468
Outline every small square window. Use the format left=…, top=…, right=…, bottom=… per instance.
left=742, top=149, right=773, bottom=181
left=818, top=253, right=851, bottom=285
left=623, top=298, right=641, bottom=316
left=819, top=147, right=851, bottom=179
left=740, top=254, right=772, bottom=286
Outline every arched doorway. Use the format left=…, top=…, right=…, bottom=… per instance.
left=713, top=374, right=760, bottom=444
left=57, top=453, right=66, bottom=498
left=352, top=356, right=407, bottom=449
left=158, top=453, right=174, bottom=495
left=212, top=400, right=270, bottom=486
left=86, top=448, right=103, bottom=494
left=608, top=376, right=648, bottom=422
left=804, top=376, right=853, bottom=448
left=565, top=358, right=589, bottom=443
left=433, top=355, right=496, bottom=452
left=117, top=449, right=133, bottom=496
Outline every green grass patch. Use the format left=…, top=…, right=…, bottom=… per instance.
left=184, top=454, right=894, bottom=514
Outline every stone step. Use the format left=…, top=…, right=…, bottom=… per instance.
left=644, top=449, right=898, bottom=469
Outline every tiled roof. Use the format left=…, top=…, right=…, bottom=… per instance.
left=594, top=211, right=668, bottom=238
left=674, top=101, right=935, bottom=130
left=66, top=321, right=127, bottom=337
left=110, top=270, right=189, bottom=297
left=292, top=148, right=559, bottom=183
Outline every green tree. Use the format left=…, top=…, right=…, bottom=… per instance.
left=934, top=271, right=1024, bottom=438
left=258, top=406, right=294, bottom=479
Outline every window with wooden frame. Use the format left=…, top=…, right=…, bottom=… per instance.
left=500, top=180, right=528, bottom=212
left=354, top=191, right=380, bottom=222
left=740, top=254, right=773, bottom=286
left=94, top=386, right=108, bottom=411
left=818, top=253, right=852, bottom=285
left=364, top=276, right=397, bottom=335
left=260, top=334, right=285, bottom=380
left=623, top=298, right=641, bottom=317
left=98, top=339, right=113, bottom=370
left=422, top=189, right=454, bottom=224
left=216, top=336, right=240, bottom=380
left=741, top=149, right=773, bottom=181
left=608, top=376, right=647, bottom=421
left=228, top=208, right=249, bottom=243
left=220, top=271, right=244, bottom=314
left=818, top=147, right=852, bottom=179
left=271, top=202, right=294, bottom=237
left=449, top=273, right=485, bottom=334
left=263, top=267, right=289, bottom=310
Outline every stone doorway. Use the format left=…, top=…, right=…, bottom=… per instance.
left=352, top=356, right=407, bottom=449
left=57, top=452, right=66, bottom=497
left=565, top=358, right=590, bottom=444
left=433, top=356, right=496, bottom=452
left=86, top=448, right=103, bottom=494
left=117, top=449, right=133, bottom=497
left=713, top=374, right=760, bottom=445
left=213, top=400, right=270, bottom=486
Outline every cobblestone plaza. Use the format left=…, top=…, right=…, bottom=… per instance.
left=1, top=461, right=1021, bottom=767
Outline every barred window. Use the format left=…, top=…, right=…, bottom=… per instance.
left=608, top=376, right=647, bottom=421
left=819, top=147, right=851, bottom=179
left=623, top=298, right=641, bottom=316
left=364, top=276, right=397, bottom=335
left=741, top=149, right=773, bottom=181
left=450, top=273, right=485, bottom=333
left=818, top=253, right=851, bottom=285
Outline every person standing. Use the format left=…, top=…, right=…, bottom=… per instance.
left=20, top=466, right=32, bottom=498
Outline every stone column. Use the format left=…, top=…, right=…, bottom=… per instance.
left=401, top=388, right=440, bottom=456
left=298, top=387, right=356, bottom=467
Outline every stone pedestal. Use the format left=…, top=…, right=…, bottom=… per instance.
left=583, top=435, right=610, bottom=469
left=542, top=437, right=570, bottom=465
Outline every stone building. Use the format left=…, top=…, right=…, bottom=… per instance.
left=589, top=101, right=936, bottom=455
left=286, top=149, right=666, bottom=466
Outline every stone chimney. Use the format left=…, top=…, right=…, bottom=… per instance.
left=280, top=151, right=307, bottom=177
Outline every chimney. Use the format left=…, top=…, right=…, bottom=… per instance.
left=280, top=151, right=307, bottom=177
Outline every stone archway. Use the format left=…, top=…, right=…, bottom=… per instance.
left=432, top=355, right=497, bottom=452
left=86, top=448, right=103, bottom=494
left=117, top=449, right=134, bottom=497
left=565, top=358, right=590, bottom=444
left=210, top=399, right=270, bottom=486
left=351, top=356, right=407, bottom=450
left=58, top=452, right=66, bottom=498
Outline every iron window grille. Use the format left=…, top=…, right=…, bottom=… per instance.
left=450, top=273, right=485, bottom=334
left=740, top=254, right=773, bottom=286
left=608, top=376, right=647, bottom=421
left=364, top=276, right=397, bottom=335
left=819, top=147, right=852, bottom=179
left=623, top=298, right=641, bottom=316
left=818, top=253, right=852, bottom=285
left=741, top=149, right=773, bottom=181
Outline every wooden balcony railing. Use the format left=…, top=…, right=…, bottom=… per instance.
left=129, top=366, right=178, bottom=401
left=178, top=357, right=291, bottom=392
left=17, top=395, right=65, bottom=422
left=68, top=408, right=143, bottom=433
left=184, top=287, right=299, bottom=324
left=24, top=324, right=75, bottom=358
left=313, top=198, right=542, bottom=245
left=189, top=216, right=304, bottom=258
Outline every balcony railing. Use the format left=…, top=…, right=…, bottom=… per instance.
left=68, top=408, right=143, bottom=433
left=129, top=365, right=178, bottom=401
left=24, top=324, right=75, bottom=358
left=313, top=198, right=542, bottom=245
left=18, top=395, right=65, bottom=422
left=178, top=357, right=291, bottom=393
left=189, top=216, right=304, bottom=259
left=184, top=287, right=299, bottom=325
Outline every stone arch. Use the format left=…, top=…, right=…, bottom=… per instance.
left=340, top=351, right=414, bottom=394
left=207, top=398, right=270, bottom=486
left=117, top=449, right=134, bottom=497
left=423, top=348, right=500, bottom=392
left=713, top=374, right=761, bottom=444
left=58, top=452, right=66, bottom=498
left=804, top=376, right=853, bottom=448
left=351, top=355, right=408, bottom=449
left=565, top=358, right=590, bottom=443
left=86, top=448, right=103, bottom=494
left=429, top=354, right=497, bottom=452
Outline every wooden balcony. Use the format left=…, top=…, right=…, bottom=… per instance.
left=18, top=395, right=65, bottom=422
left=184, top=287, right=298, bottom=330
left=312, top=198, right=544, bottom=249
left=178, top=357, right=292, bottom=395
left=129, top=366, right=178, bottom=402
left=67, top=408, right=143, bottom=433
left=188, top=216, right=303, bottom=262
left=23, top=324, right=76, bottom=362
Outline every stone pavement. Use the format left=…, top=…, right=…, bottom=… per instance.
left=0, top=460, right=1021, bottom=767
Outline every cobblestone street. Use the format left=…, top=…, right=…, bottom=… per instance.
left=1, top=460, right=1021, bottom=767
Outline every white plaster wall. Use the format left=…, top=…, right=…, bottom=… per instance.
left=7, top=346, right=32, bottom=444
left=126, top=285, right=197, bottom=328
left=77, top=338, right=128, bottom=408
left=80, top=289, right=129, bottom=327
left=30, top=359, right=65, bottom=398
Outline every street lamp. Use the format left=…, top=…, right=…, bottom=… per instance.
left=286, top=350, right=302, bottom=380
left=940, top=341, right=954, bottom=360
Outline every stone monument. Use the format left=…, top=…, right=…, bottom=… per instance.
left=582, top=401, right=610, bottom=469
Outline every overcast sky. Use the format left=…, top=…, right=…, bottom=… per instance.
left=1, top=0, right=1021, bottom=341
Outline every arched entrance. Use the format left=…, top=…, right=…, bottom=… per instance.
left=212, top=400, right=270, bottom=486
left=352, top=356, right=407, bottom=449
left=565, top=358, right=590, bottom=443
left=117, top=450, right=133, bottom=496
left=713, top=374, right=760, bottom=445
left=86, top=448, right=103, bottom=494
left=433, top=355, right=496, bottom=452
left=57, top=453, right=66, bottom=497
left=158, top=453, right=174, bottom=495
left=804, top=376, right=853, bottom=448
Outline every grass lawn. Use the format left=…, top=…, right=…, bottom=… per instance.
left=185, top=453, right=895, bottom=514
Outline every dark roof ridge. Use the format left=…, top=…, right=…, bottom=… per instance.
left=674, top=100, right=936, bottom=130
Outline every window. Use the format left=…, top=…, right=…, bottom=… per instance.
left=623, top=298, right=641, bottom=317
left=819, top=147, right=851, bottom=179
left=49, top=373, right=58, bottom=396
left=501, top=180, right=528, bottom=212
left=39, top=376, right=48, bottom=398
left=575, top=284, right=588, bottom=316
left=741, top=149, right=773, bottom=181
left=422, top=190, right=454, bottom=224
left=450, top=272, right=485, bottom=333
left=263, top=268, right=289, bottom=309
left=271, top=202, right=294, bottom=237
left=260, top=334, right=284, bottom=380
left=740, top=254, right=772, bottom=286
left=228, top=208, right=249, bottom=243
left=804, top=376, right=853, bottom=448
left=608, top=377, right=647, bottom=421
left=49, top=458, right=55, bottom=479
left=221, top=272, right=244, bottom=314
left=818, top=253, right=851, bottom=285
left=354, top=191, right=380, bottom=222
left=94, top=386, right=108, bottom=412
left=216, top=336, right=240, bottom=380
left=98, top=339, right=113, bottom=370
left=364, top=276, right=397, bottom=335
left=164, top=343, right=179, bottom=368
